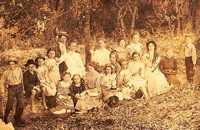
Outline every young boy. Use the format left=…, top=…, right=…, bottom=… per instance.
left=23, top=59, right=40, bottom=112
left=184, top=35, right=197, bottom=85
left=160, top=50, right=180, bottom=86
left=1, top=58, right=26, bottom=126
left=23, top=59, right=40, bottom=98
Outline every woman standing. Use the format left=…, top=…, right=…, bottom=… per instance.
left=143, top=41, right=171, bottom=97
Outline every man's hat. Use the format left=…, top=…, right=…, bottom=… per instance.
left=25, top=59, right=36, bottom=67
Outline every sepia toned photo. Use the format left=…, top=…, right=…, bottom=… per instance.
left=0, top=0, right=200, bottom=130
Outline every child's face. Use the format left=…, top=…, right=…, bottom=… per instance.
left=63, top=74, right=71, bottom=82
left=48, top=50, right=56, bottom=58
left=28, top=64, right=36, bottom=72
left=105, top=66, right=112, bottom=74
left=121, top=61, right=128, bottom=69
left=38, top=59, right=44, bottom=66
left=110, top=54, right=117, bottom=62
left=133, top=53, right=140, bottom=61
left=73, top=75, right=81, bottom=84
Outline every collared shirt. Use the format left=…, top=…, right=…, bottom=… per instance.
left=2, top=67, right=23, bottom=86
left=185, top=43, right=197, bottom=65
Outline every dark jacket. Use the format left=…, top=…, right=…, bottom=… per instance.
left=23, top=70, right=40, bottom=98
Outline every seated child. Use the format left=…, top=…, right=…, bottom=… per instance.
left=128, top=52, right=149, bottom=99
left=69, top=74, right=86, bottom=110
left=116, top=59, right=132, bottom=100
left=50, top=72, right=74, bottom=115
left=56, top=72, right=74, bottom=113
left=100, top=64, right=122, bottom=102
left=160, top=50, right=180, bottom=86
left=35, top=56, right=57, bottom=110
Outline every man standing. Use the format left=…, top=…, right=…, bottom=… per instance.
left=2, top=58, right=26, bottom=126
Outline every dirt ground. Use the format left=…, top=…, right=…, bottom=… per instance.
left=13, top=80, right=200, bottom=130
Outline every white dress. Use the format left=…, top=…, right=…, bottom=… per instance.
left=128, top=61, right=147, bottom=92
left=45, top=58, right=60, bottom=85
left=36, top=65, right=57, bottom=96
left=116, top=69, right=132, bottom=100
left=143, top=53, right=171, bottom=97
left=92, top=48, right=110, bottom=66
left=60, top=51, right=86, bottom=77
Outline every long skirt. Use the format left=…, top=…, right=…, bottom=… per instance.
left=185, top=56, right=195, bottom=83
left=145, top=68, right=171, bottom=97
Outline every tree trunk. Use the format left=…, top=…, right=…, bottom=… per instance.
left=84, top=0, right=92, bottom=65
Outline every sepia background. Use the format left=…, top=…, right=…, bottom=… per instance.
left=0, top=0, right=200, bottom=129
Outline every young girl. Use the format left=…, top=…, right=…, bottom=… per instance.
left=100, top=64, right=120, bottom=101
left=116, top=59, right=132, bottom=100
left=52, top=72, right=74, bottom=114
left=69, top=74, right=86, bottom=109
left=35, top=57, right=57, bottom=110
left=128, top=52, right=149, bottom=99
left=143, top=41, right=171, bottom=97
left=45, top=48, right=61, bottom=86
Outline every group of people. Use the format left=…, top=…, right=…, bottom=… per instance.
left=0, top=32, right=197, bottom=127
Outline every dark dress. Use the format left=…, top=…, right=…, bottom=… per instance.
left=23, top=70, right=40, bottom=98
left=160, top=56, right=179, bottom=85
left=69, top=79, right=86, bottom=107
